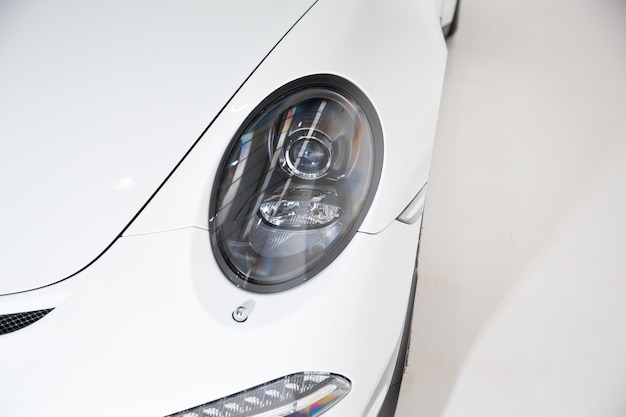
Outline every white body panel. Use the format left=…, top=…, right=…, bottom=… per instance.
left=126, top=0, right=447, bottom=236
left=0, top=0, right=314, bottom=294
left=0, top=220, right=421, bottom=416
left=0, top=0, right=448, bottom=415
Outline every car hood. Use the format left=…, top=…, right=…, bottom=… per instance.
left=0, top=0, right=315, bottom=295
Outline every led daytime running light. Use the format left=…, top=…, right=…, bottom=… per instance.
left=166, top=372, right=350, bottom=417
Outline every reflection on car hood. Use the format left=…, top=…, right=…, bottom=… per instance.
left=0, top=0, right=315, bottom=295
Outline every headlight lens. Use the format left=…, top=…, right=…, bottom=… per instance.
left=210, top=75, right=382, bottom=292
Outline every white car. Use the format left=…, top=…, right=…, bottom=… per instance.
left=0, top=0, right=458, bottom=416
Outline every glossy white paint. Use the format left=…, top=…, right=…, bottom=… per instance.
left=126, top=0, right=447, bottom=236
left=0, top=219, right=422, bottom=416
left=0, top=0, right=449, bottom=415
left=0, top=0, right=314, bottom=295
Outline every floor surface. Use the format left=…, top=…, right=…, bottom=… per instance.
left=396, top=1, right=626, bottom=416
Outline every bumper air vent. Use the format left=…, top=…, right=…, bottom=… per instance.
left=0, top=309, right=53, bottom=336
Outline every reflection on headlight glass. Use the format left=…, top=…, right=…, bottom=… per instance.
left=210, top=77, right=382, bottom=292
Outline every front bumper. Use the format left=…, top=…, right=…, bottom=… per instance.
left=0, top=217, right=421, bottom=416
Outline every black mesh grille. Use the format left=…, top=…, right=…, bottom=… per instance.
left=0, top=309, right=53, bottom=336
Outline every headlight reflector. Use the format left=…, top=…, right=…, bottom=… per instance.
left=210, top=75, right=382, bottom=292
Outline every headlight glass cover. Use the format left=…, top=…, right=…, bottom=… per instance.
left=210, top=75, right=382, bottom=292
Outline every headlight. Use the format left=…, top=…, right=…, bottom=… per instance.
left=210, top=75, right=382, bottom=292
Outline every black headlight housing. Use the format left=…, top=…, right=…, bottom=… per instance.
left=209, top=75, right=383, bottom=293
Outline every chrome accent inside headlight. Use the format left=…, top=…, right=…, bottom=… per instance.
left=210, top=75, right=382, bottom=292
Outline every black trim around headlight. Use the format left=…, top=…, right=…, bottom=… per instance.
left=209, top=74, right=383, bottom=293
